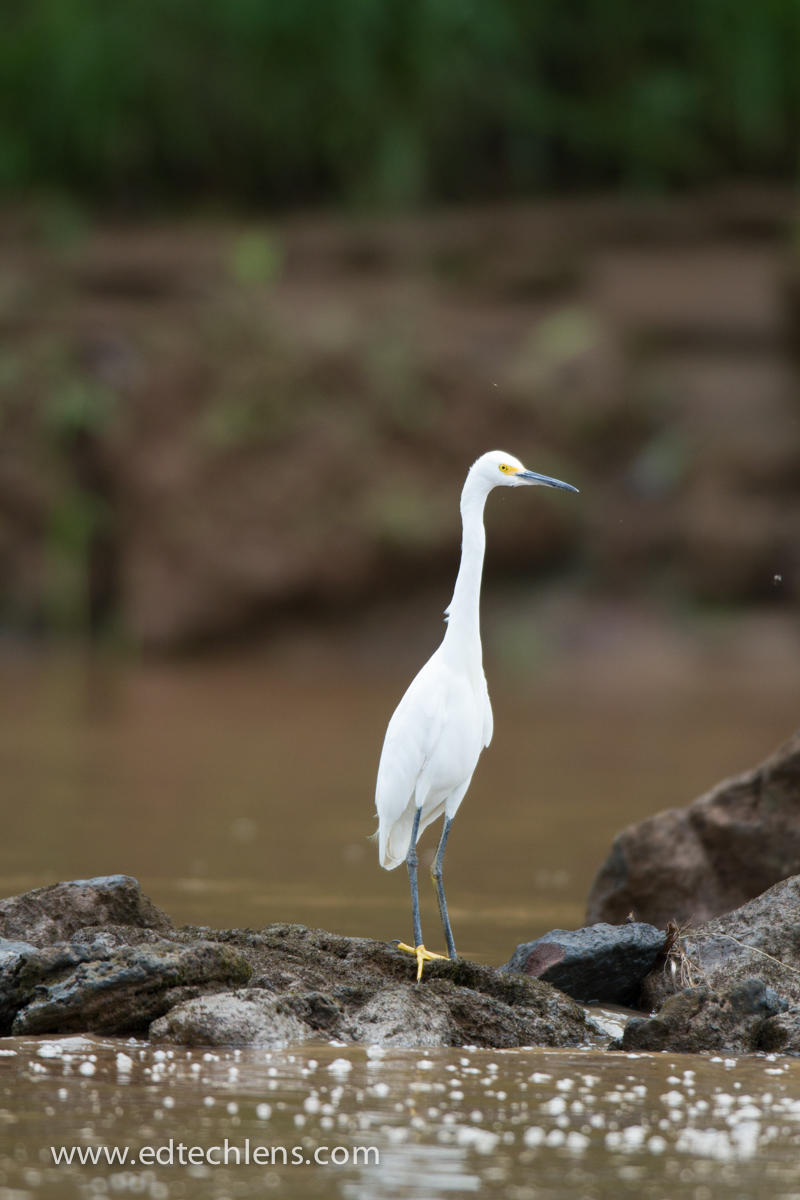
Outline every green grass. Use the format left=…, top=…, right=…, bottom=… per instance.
left=2, top=1, right=800, bottom=207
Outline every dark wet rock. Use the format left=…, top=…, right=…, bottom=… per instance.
left=616, top=978, right=789, bottom=1054
left=150, top=990, right=313, bottom=1048
left=641, top=873, right=800, bottom=1015
left=753, top=1008, right=800, bottom=1055
left=0, top=875, right=173, bottom=947
left=0, top=878, right=247, bottom=1036
left=153, top=926, right=596, bottom=1050
left=0, top=940, right=116, bottom=1035
left=614, top=873, right=800, bottom=1054
left=0, top=878, right=595, bottom=1049
left=587, top=731, right=800, bottom=928
left=0, top=938, right=39, bottom=1029
left=10, top=940, right=251, bottom=1036
left=501, top=922, right=665, bottom=1006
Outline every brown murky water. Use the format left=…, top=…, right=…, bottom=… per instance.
left=1, top=613, right=797, bottom=958
left=1, top=605, right=799, bottom=1196
left=4, top=1035, right=800, bottom=1198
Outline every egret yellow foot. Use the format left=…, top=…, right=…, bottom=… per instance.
left=395, top=942, right=449, bottom=982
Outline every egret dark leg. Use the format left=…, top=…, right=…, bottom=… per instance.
left=395, top=805, right=448, bottom=981
left=407, top=805, right=424, bottom=949
left=432, top=816, right=457, bottom=960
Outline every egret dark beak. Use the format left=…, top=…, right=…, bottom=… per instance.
left=518, top=469, right=579, bottom=493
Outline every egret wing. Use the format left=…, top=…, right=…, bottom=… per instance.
left=375, top=655, right=448, bottom=869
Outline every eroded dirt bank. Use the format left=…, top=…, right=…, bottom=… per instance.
left=1, top=193, right=798, bottom=648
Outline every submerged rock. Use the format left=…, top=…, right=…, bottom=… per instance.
left=587, top=731, right=800, bottom=927
left=502, top=921, right=665, bottom=1006
left=0, top=878, right=594, bottom=1050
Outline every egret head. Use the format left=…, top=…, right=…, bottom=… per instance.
left=471, top=450, right=579, bottom=493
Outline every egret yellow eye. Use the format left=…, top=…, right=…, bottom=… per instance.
left=499, top=463, right=512, bottom=474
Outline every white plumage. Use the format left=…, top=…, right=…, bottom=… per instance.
left=376, top=649, right=492, bottom=870
left=374, top=449, right=578, bottom=979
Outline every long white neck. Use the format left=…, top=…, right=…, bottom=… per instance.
left=441, top=471, right=490, bottom=671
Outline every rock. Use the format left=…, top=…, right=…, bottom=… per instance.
left=150, top=991, right=313, bottom=1048
left=153, top=926, right=596, bottom=1050
left=501, top=922, right=665, bottom=1006
left=10, top=940, right=252, bottom=1036
left=342, top=985, right=453, bottom=1048
left=0, top=877, right=595, bottom=1049
left=641, top=873, right=800, bottom=1014
left=0, top=938, right=39, bottom=1030
left=754, top=1008, right=800, bottom=1055
left=0, top=875, right=173, bottom=946
left=615, top=873, right=800, bottom=1054
left=616, top=978, right=789, bottom=1054
left=586, top=731, right=800, bottom=927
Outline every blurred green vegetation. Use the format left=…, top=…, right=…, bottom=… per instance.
left=2, top=0, right=799, bottom=208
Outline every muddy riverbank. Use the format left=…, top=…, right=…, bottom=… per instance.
left=2, top=192, right=798, bottom=647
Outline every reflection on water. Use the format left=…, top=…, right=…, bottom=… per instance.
left=0, top=614, right=798, bottom=962
left=3, top=1035, right=800, bottom=1199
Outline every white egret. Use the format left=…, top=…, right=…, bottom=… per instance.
left=375, top=450, right=579, bottom=981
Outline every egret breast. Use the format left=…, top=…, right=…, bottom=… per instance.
left=422, top=677, right=486, bottom=798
